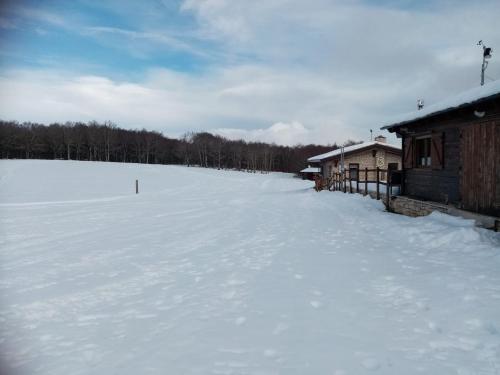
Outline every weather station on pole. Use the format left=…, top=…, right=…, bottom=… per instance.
left=477, top=40, right=493, bottom=86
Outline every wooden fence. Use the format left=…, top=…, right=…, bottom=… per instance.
left=317, top=168, right=402, bottom=207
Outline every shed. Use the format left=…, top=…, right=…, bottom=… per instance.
left=381, top=80, right=500, bottom=217
left=300, top=166, right=321, bottom=180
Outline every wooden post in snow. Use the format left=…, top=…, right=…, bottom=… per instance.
left=386, top=170, right=391, bottom=209
left=136, top=179, right=139, bottom=194
left=356, top=169, right=359, bottom=194
left=364, top=168, right=368, bottom=196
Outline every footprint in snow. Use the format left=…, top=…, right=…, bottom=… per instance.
left=272, top=322, right=289, bottom=335
left=263, top=349, right=278, bottom=358
left=235, top=317, right=246, bottom=326
left=310, top=300, right=322, bottom=309
left=361, top=358, right=381, bottom=371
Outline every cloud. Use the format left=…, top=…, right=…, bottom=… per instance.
left=214, top=122, right=311, bottom=146
left=83, top=26, right=209, bottom=58
left=13, top=6, right=69, bottom=28
left=0, top=17, right=17, bottom=29
left=0, top=66, right=354, bottom=144
left=0, top=0, right=499, bottom=147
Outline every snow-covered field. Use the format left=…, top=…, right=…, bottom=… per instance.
left=1, top=160, right=499, bottom=375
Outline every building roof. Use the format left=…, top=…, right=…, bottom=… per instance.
left=300, top=167, right=321, bottom=173
left=307, top=141, right=401, bottom=163
left=381, top=79, right=500, bottom=131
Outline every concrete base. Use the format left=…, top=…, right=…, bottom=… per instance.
left=389, top=196, right=500, bottom=231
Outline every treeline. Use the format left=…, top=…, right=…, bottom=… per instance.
left=0, top=120, right=353, bottom=173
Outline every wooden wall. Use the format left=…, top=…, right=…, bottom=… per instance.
left=403, top=126, right=461, bottom=204
left=460, top=121, right=500, bottom=216
left=398, top=95, right=500, bottom=216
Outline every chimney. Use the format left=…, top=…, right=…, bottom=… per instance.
left=374, top=135, right=386, bottom=143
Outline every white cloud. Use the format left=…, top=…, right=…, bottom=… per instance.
left=214, top=121, right=311, bottom=146
left=14, top=6, right=69, bottom=28
left=83, top=26, right=209, bottom=58
left=0, top=65, right=386, bottom=144
left=1, top=0, right=500, bottom=146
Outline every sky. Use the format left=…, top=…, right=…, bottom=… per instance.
left=0, top=0, right=499, bottom=146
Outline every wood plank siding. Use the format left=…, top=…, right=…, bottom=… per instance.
left=398, top=96, right=500, bottom=216
left=460, top=121, right=500, bottom=216
left=403, top=124, right=461, bottom=204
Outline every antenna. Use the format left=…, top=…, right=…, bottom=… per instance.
left=478, top=40, right=493, bottom=86
left=370, top=129, right=373, bottom=141
left=417, top=99, right=424, bottom=110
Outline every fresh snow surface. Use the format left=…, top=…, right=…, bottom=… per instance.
left=348, top=182, right=400, bottom=196
left=381, top=79, right=500, bottom=129
left=307, top=141, right=401, bottom=162
left=1, top=160, right=500, bottom=375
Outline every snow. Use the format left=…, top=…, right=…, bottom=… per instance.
left=1, top=159, right=500, bottom=375
left=299, top=167, right=320, bottom=173
left=347, top=181, right=401, bottom=196
left=308, top=141, right=401, bottom=162
left=381, top=79, right=500, bottom=130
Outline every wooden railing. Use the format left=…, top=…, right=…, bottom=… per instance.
left=318, top=168, right=403, bottom=206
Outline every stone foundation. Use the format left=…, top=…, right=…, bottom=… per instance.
left=389, top=196, right=450, bottom=217
left=389, top=196, right=500, bottom=231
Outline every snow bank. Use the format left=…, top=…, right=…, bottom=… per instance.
left=1, top=160, right=499, bottom=375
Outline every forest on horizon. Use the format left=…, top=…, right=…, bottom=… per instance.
left=0, top=120, right=358, bottom=173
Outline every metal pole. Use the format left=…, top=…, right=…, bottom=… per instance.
left=479, top=41, right=492, bottom=86
left=481, top=54, right=486, bottom=86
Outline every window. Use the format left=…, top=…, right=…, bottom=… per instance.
left=416, top=137, right=431, bottom=167
left=388, top=162, right=398, bottom=171
left=349, top=163, right=359, bottom=180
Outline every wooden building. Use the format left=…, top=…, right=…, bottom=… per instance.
left=307, top=136, right=401, bottom=182
left=299, top=166, right=321, bottom=180
left=381, top=81, right=500, bottom=217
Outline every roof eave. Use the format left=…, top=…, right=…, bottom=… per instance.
left=307, top=143, right=401, bottom=162
left=380, top=92, right=500, bottom=132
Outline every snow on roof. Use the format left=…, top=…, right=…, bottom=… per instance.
left=307, top=141, right=401, bottom=162
left=381, top=79, right=500, bottom=130
left=300, top=167, right=321, bottom=173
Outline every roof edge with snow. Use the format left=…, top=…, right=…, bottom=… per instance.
left=307, top=141, right=401, bottom=163
left=380, top=80, right=500, bottom=131
left=300, top=167, right=321, bottom=173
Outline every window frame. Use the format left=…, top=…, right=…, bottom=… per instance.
left=415, top=135, right=432, bottom=168
left=349, top=163, right=359, bottom=180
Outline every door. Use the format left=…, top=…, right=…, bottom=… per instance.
left=460, top=122, right=499, bottom=216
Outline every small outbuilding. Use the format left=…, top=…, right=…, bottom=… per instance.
left=381, top=80, right=500, bottom=218
left=299, top=166, right=321, bottom=180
